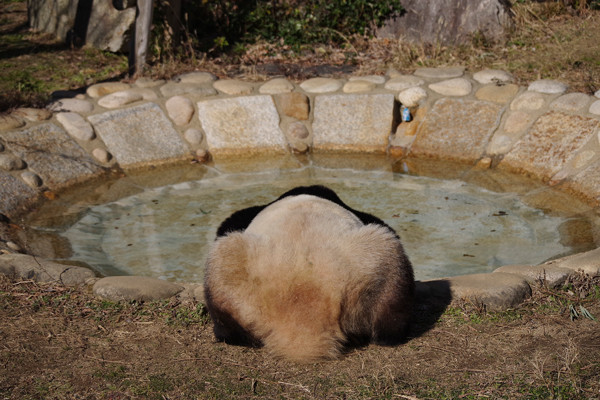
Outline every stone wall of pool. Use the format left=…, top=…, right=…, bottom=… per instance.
left=1, top=66, right=599, bottom=311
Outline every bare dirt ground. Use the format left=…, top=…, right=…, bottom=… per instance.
left=1, top=272, right=599, bottom=399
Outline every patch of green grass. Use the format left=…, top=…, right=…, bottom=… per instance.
left=163, top=302, right=209, bottom=327
left=440, top=305, right=524, bottom=326
left=33, top=377, right=74, bottom=398
left=93, top=365, right=128, bottom=384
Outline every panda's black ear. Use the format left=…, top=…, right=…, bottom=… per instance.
left=215, top=205, right=267, bottom=237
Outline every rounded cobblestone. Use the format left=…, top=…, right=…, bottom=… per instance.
left=49, top=98, right=94, bottom=113
left=21, top=171, right=43, bottom=188
left=299, top=78, right=342, bottom=93
left=397, top=86, right=427, bottom=107
left=348, top=75, right=386, bottom=84
left=429, top=78, right=472, bottom=96
left=213, top=79, right=254, bottom=95
left=414, top=66, right=464, bottom=79
left=384, top=76, right=424, bottom=91
left=343, top=80, right=376, bottom=93
left=259, top=78, right=294, bottom=94
left=473, top=69, right=513, bottom=84
left=528, top=79, right=568, bottom=94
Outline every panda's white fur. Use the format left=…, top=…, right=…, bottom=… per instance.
left=204, top=193, right=414, bottom=362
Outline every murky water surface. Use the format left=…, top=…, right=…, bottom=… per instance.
left=28, top=159, right=597, bottom=282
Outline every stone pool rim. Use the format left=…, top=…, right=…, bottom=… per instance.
left=1, top=66, right=600, bottom=311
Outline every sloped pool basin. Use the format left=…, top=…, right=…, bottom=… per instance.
left=24, top=156, right=599, bottom=283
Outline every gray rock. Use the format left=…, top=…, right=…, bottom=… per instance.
left=0, top=154, right=26, bottom=171
left=510, top=91, right=546, bottom=111
left=159, top=82, right=217, bottom=98
left=502, top=110, right=535, bottom=134
left=197, top=96, right=287, bottom=157
left=276, top=92, right=310, bottom=120
left=541, top=248, right=600, bottom=275
left=349, top=75, right=386, bottom=84
left=56, top=112, right=95, bottom=141
left=299, top=78, right=343, bottom=93
left=414, top=67, right=465, bottom=79
left=377, top=0, right=513, bottom=45
left=590, top=100, right=600, bottom=115
left=49, top=98, right=94, bottom=113
left=499, top=113, right=599, bottom=181
left=184, top=128, right=203, bottom=145
left=6, top=242, right=21, bottom=252
left=0, top=253, right=95, bottom=285
left=312, top=93, right=395, bottom=152
left=486, top=134, right=514, bottom=155
left=88, top=103, right=190, bottom=168
left=87, top=82, right=131, bottom=98
left=29, top=0, right=135, bottom=52
left=2, top=123, right=102, bottom=189
left=445, top=272, right=531, bottom=310
left=259, top=78, right=294, bottom=94
left=494, top=264, right=573, bottom=287
left=595, top=89, right=600, bottom=98
left=384, top=75, right=425, bottom=91
left=12, top=108, right=52, bottom=121
left=0, top=114, right=25, bottom=131
left=98, top=90, right=144, bottom=108
left=86, top=4, right=135, bottom=51
left=475, top=84, right=519, bottom=104
left=549, top=93, right=591, bottom=113
left=0, top=171, right=38, bottom=217
left=343, top=80, right=376, bottom=93
left=473, top=69, right=513, bottom=84
left=129, top=88, right=158, bottom=100
left=410, top=98, right=503, bottom=162
left=528, top=79, right=568, bottom=94
left=286, top=121, right=310, bottom=140
left=135, top=77, right=165, bottom=88
left=93, top=276, right=183, bottom=302
left=21, top=171, right=43, bottom=188
left=176, top=283, right=205, bottom=302
left=397, top=86, right=427, bottom=107
left=175, top=72, right=217, bottom=84
left=429, top=78, right=472, bottom=96
left=166, top=96, right=194, bottom=126
left=92, top=148, right=112, bottom=164
left=213, top=79, right=254, bottom=95
left=195, top=149, right=210, bottom=162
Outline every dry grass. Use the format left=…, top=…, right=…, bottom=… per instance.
left=1, top=1, right=600, bottom=112
left=1, top=273, right=599, bottom=399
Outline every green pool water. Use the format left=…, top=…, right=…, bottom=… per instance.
left=31, top=158, right=597, bottom=282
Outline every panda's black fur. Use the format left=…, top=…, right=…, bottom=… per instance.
left=204, top=185, right=415, bottom=362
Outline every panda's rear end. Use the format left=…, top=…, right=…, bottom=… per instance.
left=203, top=187, right=415, bottom=362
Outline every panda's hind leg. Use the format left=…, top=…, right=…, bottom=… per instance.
left=205, top=293, right=262, bottom=347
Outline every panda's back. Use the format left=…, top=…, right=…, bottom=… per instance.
left=205, top=192, right=410, bottom=362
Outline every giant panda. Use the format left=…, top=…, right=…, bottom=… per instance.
left=203, top=185, right=414, bottom=362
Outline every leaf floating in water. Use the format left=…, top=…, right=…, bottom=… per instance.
left=463, top=254, right=475, bottom=257
left=493, top=211, right=508, bottom=216
left=199, top=208, right=211, bottom=215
